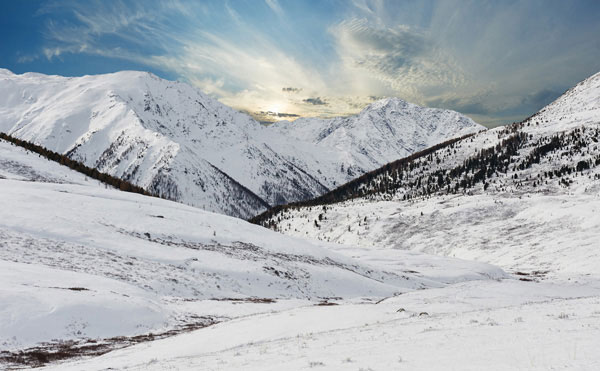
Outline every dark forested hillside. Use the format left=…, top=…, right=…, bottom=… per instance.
left=0, top=132, right=157, bottom=198
left=252, top=116, right=600, bottom=228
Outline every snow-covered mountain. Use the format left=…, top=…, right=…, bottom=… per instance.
left=3, top=71, right=600, bottom=370
left=271, top=97, right=483, bottom=178
left=255, top=70, right=600, bottom=279
left=0, top=69, right=317, bottom=218
left=0, top=69, right=483, bottom=218
left=529, top=70, right=600, bottom=133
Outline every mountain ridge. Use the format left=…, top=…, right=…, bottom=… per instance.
left=255, top=69, right=600, bottom=221
left=271, top=96, right=483, bottom=178
left=0, top=68, right=483, bottom=218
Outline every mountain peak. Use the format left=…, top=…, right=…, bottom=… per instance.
left=364, top=97, right=410, bottom=112
left=272, top=95, right=484, bottom=180
left=104, top=70, right=162, bottom=81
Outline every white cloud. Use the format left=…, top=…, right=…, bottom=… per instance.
left=150, top=32, right=330, bottom=116
left=329, top=18, right=467, bottom=105
left=16, top=54, right=39, bottom=64
left=265, top=0, right=284, bottom=17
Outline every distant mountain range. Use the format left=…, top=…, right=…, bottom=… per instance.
left=0, top=68, right=483, bottom=218
left=271, top=97, right=482, bottom=178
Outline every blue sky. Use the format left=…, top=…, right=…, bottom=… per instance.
left=1, top=0, right=600, bottom=126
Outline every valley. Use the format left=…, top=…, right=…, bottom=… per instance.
left=1, top=70, right=599, bottom=370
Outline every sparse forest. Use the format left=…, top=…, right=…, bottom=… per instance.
left=253, top=117, right=600, bottom=229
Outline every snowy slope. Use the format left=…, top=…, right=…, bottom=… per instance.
left=0, top=139, right=502, bottom=358
left=261, top=192, right=600, bottom=280
left=0, top=69, right=482, bottom=218
left=529, top=70, right=600, bottom=134
left=40, top=279, right=600, bottom=371
left=271, top=97, right=484, bottom=178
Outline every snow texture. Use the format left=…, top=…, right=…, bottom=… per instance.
left=0, top=138, right=501, bottom=353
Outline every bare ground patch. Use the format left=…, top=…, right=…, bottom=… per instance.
left=0, top=316, right=217, bottom=369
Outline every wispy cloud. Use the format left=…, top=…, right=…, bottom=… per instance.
left=23, top=0, right=600, bottom=126
left=264, top=0, right=284, bottom=17
left=330, top=18, right=466, bottom=105
left=16, top=53, right=39, bottom=64
left=35, top=0, right=341, bottom=118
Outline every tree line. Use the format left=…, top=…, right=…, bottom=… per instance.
left=250, top=131, right=479, bottom=224
left=0, top=132, right=158, bottom=198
